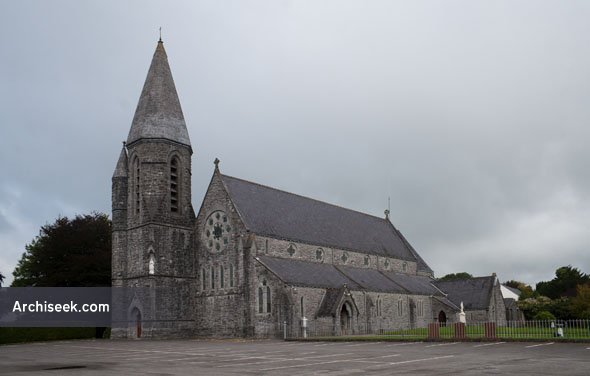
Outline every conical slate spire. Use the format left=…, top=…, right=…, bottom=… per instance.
left=112, top=143, right=128, bottom=178
left=126, top=41, right=191, bottom=147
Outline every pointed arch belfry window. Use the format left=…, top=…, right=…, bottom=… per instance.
left=133, top=157, right=140, bottom=215
left=170, top=157, right=179, bottom=212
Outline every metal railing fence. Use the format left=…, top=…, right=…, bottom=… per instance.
left=282, top=319, right=590, bottom=341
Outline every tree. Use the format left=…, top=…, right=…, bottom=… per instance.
left=11, top=213, right=111, bottom=287
left=0, top=271, right=4, bottom=287
left=438, top=272, right=473, bottom=282
left=570, top=284, right=590, bottom=319
left=536, top=266, right=589, bottom=299
left=533, top=310, right=556, bottom=321
left=518, top=296, right=552, bottom=320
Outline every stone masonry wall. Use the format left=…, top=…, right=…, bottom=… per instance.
left=112, top=139, right=196, bottom=339
left=488, top=281, right=507, bottom=325
left=194, top=170, right=250, bottom=337
left=255, top=236, right=417, bottom=274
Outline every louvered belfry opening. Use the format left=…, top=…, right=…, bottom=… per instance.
left=134, top=158, right=140, bottom=214
left=170, top=157, right=179, bottom=212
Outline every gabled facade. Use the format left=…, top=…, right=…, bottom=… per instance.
left=433, top=275, right=507, bottom=325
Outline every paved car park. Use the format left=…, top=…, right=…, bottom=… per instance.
left=1, top=339, right=588, bottom=375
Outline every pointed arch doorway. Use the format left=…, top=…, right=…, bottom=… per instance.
left=340, top=303, right=351, bottom=335
left=438, top=310, right=447, bottom=327
left=131, top=307, right=142, bottom=338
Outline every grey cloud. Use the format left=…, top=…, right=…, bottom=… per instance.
left=1, top=0, right=589, bottom=286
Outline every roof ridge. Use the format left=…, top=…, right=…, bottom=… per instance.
left=220, top=173, right=388, bottom=223
left=436, top=275, right=495, bottom=283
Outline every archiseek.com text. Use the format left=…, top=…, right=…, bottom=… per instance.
left=12, top=300, right=110, bottom=313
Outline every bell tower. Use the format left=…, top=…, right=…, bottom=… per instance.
left=111, top=39, right=195, bottom=338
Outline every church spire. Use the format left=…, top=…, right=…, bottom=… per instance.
left=126, top=40, right=191, bottom=148
left=112, top=142, right=128, bottom=178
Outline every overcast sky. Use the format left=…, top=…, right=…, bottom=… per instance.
left=1, top=1, right=588, bottom=287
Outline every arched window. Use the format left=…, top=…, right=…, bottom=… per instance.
left=300, top=297, right=304, bottom=317
left=210, top=266, right=215, bottom=289
left=258, top=287, right=264, bottom=313
left=402, top=262, right=407, bottom=272
left=398, top=298, right=404, bottom=316
left=201, top=268, right=206, bottom=291
left=417, top=300, right=424, bottom=317
left=170, top=157, right=179, bottom=212
left=229, top=264, right=234, bottom=287
left=258, top=279, right=271, bottom=314
left=133, top=157, right=140, bottom=215
left=220, top=265, right=225, bottom=288
left=148, top=253, right=155, bottom=275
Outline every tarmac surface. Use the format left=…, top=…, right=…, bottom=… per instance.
left=1, top=339, right=588, bottom=375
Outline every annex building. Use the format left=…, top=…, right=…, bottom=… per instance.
left=111, top=40, right=506, bottom=339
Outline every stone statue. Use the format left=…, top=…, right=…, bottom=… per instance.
left=459, top=301, right=466, bottom=324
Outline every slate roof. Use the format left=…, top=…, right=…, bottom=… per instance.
left=433, top=276, right=496, bottom=311
left=127, top=41, right=191, bottom=147
left=381, top=271, right=441, bottom=296
left=256, top=256, right=437, bottom=296
left=503, top=285, right=522, bottom=297
left=256, top=256, right=360, bottom=290
left=394, top=228, right=433, bottom=274
left=316, top=287, right=345, bottom=317
left=335, top=265, right=406, bottom=293
left=222, top=174, right=430, bottom=268
left=432, top=295, right=460, bottom=311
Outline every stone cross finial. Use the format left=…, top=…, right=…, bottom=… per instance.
left=214, top=158, right=220, bottom=169
left=384, top=209, right=390, bottom=220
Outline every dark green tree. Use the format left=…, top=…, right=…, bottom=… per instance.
left=11, top=213, right=111, bottom=287
left=570, top=284, right=590, bottom=319
left=536, top=266, right=589, bottom=299
left=438, top=272, right=473, bottom=282
left=0, top=271, right=4, bottom=287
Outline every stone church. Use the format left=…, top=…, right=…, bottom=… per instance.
left=111, top=40, right=505, bottom=339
